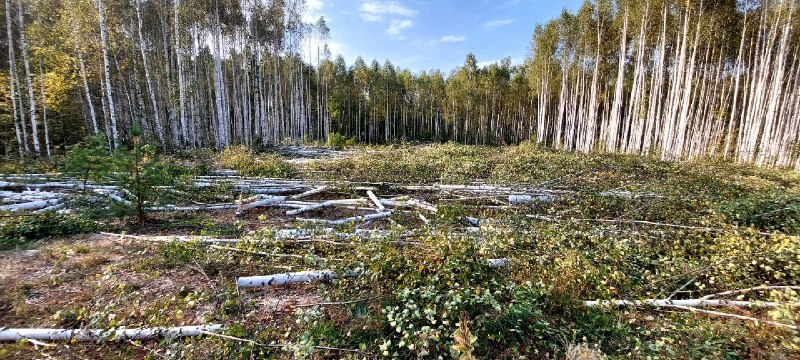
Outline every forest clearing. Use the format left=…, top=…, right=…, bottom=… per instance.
left=0, top=142, right=798, bottom=359
left=2, top=0, right=800, bottom=358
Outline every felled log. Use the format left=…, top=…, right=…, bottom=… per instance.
left=101, top=232, right=238, bottom=244
left=93, top=189, right=132, bottom=205
left=366, top=190, right=385, bottom=210
left=237, top=270, right=358, bottom=287
left=700, top=286, right=800, bottom=300
left=584, top=299, right=786, bottom=308
left=379, top=198, right=437, bottom=213
left=243, top=195, right=287, bottom=210
left=290, top=186, right=329, bottom=200
left=286, top=199, right=368, bottom=216
left=0, top=199, right=61, bottom=212
left=509, top=194, right=554, bottom=204
left=0, top=190, right=63, bottom=202
left=0, top=324, right=223, bottom=342
left=487, top=258, right=510, bottom=268
left=148, top=203, right=240, bottom=211
left=239, top=258, right=509, bottom=288
left=297, top=211, right=393, bottom=226
left=32, top=203, right=66, bottom=214
left=599, top=190, right=664, bottom=199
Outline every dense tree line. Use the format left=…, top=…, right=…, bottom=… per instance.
left=1, top=0, right=799, bottom=169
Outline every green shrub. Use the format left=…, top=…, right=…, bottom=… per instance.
left=327, top=132, right=356, bottom=148
left=717, top=192, right=800, bottom=235
left=111, top=136, right=171, bottom=221
left=0, top=213, right=96, bottom=249
left=218, top=145, right=293, bottom=177
left=64, top=135, right=112, bottom=190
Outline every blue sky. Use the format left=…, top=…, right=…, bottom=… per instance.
left=303, top=0, right=584, bottom=74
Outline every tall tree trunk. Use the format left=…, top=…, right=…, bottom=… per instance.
left=38, top=56, right=50, bottom=158
left=97, top=0, right=119, bottom=148
left=17, top=0, right=39, bottom=156
left=72, top=17, right=98, bottom=135
left=136, top=0, right=165, bottom=147
left=5, top=0, right=23, bottom=157
left=174, top=0, right=187, bottom=146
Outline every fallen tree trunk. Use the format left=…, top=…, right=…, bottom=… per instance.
left=367, top=190, right=385, bottom=210
left=509, top=194, right=554, bottom=204
left=238, top=259, right=509, bottom=288
left=0, top=324, right=223, bottom=342
left=32, top=203, right=65, bottom=214
left=584, top=299, right=788, bottom=308
left=286, top=199, right=367, bottom=216
left=237, top=270, right=356, bottom=287
left=290, top=186, right=329, bottom=200
left=147, top=204, right=240, bottom=211
left=243, top=195, right=287, bottom=210
left=101, top=232, right=238, bottom=244
left=526, top=215, right=775, bottom=236
left=667, top=305, right=798, bottom=330
left=297, top=211, right=393, bottom=226
left=0, top=199, right=60, bottom=212
left=379, top=198, right=437, bottom=213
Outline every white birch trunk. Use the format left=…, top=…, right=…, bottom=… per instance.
left=16, top=0, right=39, bottom=156
left=5, top=0, right=23, bottom=157
left=38, top=56, right=50, bottom=158
left=97, top=0, right=119, bottom=148
left=72, top=16, right=99, bottom=135
left=136, top=0, right=165, bottom=147
left=0, top=325, right=223, bottom=342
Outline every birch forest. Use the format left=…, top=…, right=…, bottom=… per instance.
left=1, top=0, right=800, bottom=168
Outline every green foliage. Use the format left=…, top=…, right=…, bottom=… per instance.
left=64, top=135, right=112, bottom=189
left=110, top=135, right=171, bottom=220
left=218, top=145, right=293, bottom=177
left=306, top=142, right=497, bottom=183
left=717, top=192, right=800, bottom=235
left=0, top=157, right=61, bottom=174
left=327, top=132, right=356, bottom=148
left=0, top=213, right=96, bottom=249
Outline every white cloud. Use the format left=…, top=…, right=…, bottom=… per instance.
left=483, top=19, right=515, bottom=28
left=360, top=0, right=417, bottom=22
left=432, top=35, right=467, bottom=44
left=303, top=0, right=325, bottom=23
left=476, top=57, right=523, bottom=68
left=386, top=19, right=413, bottom=36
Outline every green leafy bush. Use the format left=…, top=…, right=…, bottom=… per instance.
left=110, top=136, right=171, bottom=221
left=0, top=213, right=96, bottom=249
left=218, top=145, right=293, bottom=177
left=717, top=192, right=800, bottom=235
left=327, top=132, right=356, bottom=148
left=64, top=135, right=113, bottom=190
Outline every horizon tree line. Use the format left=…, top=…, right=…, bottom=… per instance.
left=1, top=0, right=799, bottom=169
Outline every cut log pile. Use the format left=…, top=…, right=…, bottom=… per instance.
left=0, top=171, right=675, bottom=218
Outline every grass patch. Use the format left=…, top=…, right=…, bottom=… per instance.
left=218, top=145, right=293, bottom=177
left=0, top=213, right=96, bottom=249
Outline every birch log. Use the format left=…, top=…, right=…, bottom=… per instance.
left=0, top=324, right=223, bottom=342
left=237, top=270, right=355, bottom=287
left=366, top=190, right=385, bottom=211
left=584, top=299, right=788, bottom=308
left=0, top=199, right=60, bottom=212
left=509, top=194, right=554, bottom=204
left=289, top=186, right=328, bottom=200
left=286, top=199, right=367, bottom=216
left=243, top=195, right=286, bottom=210
left=239, top=259, right=508, bottom=288
left=297, top=211, right=393, bottom=226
